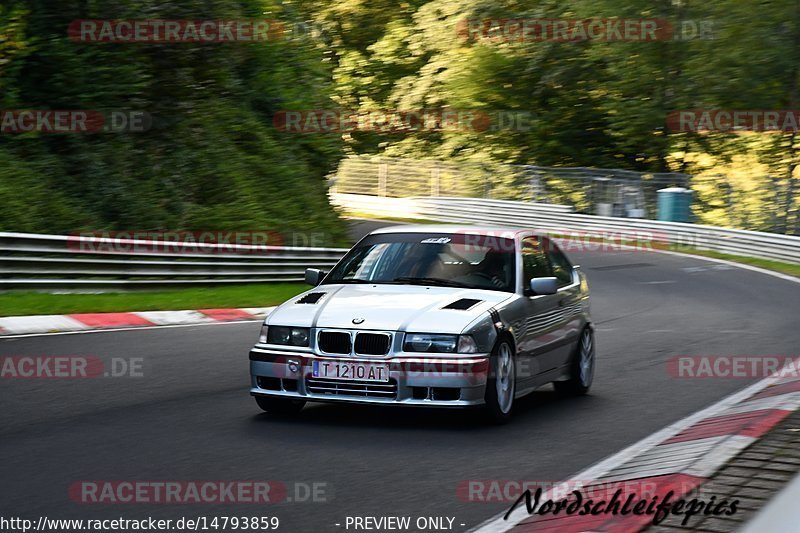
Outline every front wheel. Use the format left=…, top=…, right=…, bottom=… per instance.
left=484, top=340, right=516, bottom=424
left=255, top=396, right=306, bottom=415
left=554, top=327, right=595, bottom=396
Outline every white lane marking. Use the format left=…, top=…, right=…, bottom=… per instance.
left=134, top=310, right=215, bottom=325
left=663, top=250, right=800, bottom=285
left=0, top=319, right=262, bottom=340
left=471, top=357, right=800, bottom=532
left=682, top=264, right=737, bottom=273
left=239, top=307, right=275, bottom=317
left=0, top=315, right=89, bottom=334
left=682, top=266, right=706, bottom=273
left=684, top=435, right=758, bottom=478
left=595, top=436, right=729, bottom=481
left=719, top=393, right=800, bottom=416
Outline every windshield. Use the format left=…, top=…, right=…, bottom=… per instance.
left=324, top=232, right=516, bottom=292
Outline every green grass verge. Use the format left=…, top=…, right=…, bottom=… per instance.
left=344, top=212, right=443, bottom=225
left=0, top=283, right=308, bottom=318
left=669, top=247, right=800, bottom=277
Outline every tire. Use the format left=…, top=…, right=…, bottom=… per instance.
left=255, top=396, right=306, bottom=415
left=554, top=327, right=595, bottom=396
left=483, top=339, right=516, bottom=424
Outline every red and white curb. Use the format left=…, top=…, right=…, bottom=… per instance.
left=473, top=357, right=800, bottom=532
left=0, top=307, right=274, bottom=337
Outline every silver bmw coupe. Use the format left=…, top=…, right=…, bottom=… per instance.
left=249, top=225, right=594, bottom=423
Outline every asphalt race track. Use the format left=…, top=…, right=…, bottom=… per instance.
left=2, top=237, right=800, bottom=531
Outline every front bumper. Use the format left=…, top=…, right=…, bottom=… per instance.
left=249, top=348, right=490, bottom=408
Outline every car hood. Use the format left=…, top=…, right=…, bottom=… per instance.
left=267, top=283, right=515, bottom=334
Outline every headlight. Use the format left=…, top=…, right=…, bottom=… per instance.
left=403, top=333, right=478, bottom=353
left=265, top=325, right=310, bottom=347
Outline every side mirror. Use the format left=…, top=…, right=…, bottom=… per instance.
left=304, top=268, right=326, bottom=286
left=529, top=277, right=558, bottom=296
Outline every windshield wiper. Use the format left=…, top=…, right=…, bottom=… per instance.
left=391, top=276, right=469, bottom=288
left=331, top=278, right=371, bottom=284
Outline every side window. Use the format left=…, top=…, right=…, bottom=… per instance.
left=546, top=241, right=574, bottom=287
left=521, top=237, right=551, bottom=285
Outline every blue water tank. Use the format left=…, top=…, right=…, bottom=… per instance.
left=657, top=187, right=693, bottom=222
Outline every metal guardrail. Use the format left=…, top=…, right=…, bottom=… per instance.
left=328, top=192, right=574, bottom=221
left=0, top=232, right=349, bottom=290
left=331, top=156, right=690, bottom=218
left=5, top=190, right=799, bottom=291
left=331, top=194, right=800, bottom=265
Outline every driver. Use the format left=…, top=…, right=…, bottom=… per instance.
left=473, top=250, right=509, bottom=289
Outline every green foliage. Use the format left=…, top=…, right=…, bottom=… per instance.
left=311, top=0, right=800, bottom=232
left=2, top=0, right=799, bottom=235
left=0, top=0, right=347, bottom=243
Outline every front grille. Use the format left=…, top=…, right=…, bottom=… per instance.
left=318, top=331, right=351, bottom=354
left=354, top=332, right=391, bottom=355
left=432, top=387, right=461, bottom=401
left=306, top=377, right=398, bottom=399
left=257, top=376, right=281, bottom=390
left=257, top=376, right=298, bottom=392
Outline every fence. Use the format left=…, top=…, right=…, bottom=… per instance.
left=0, top=232, right=348, bottom=290
left=330, top=194, right=800, bottom=265
left=331, top=156, right=689, bottom=219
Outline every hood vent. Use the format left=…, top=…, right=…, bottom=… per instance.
left=442, top=298, right=482, bottom=311
left=296, top=292, right=326, bottom=304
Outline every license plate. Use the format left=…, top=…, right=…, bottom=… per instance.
left=312, top=360, right=390, bottom=382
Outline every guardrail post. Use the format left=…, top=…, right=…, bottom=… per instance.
left=378, top=163, right=388, bottom=197
left=431, top=167, right=440, bottom=197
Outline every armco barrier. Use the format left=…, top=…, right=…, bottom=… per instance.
left=3, top=195, right=799, bottom=291
left=0, top=232, right=348, bottom=290
left=330, top=194, right=800, bottom=265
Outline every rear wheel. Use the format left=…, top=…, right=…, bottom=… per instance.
left=255, top=396, right=306, bottom=415
left=554, top=327, right=595, bottom=396
left=484, top=340, right=515, bottom=424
